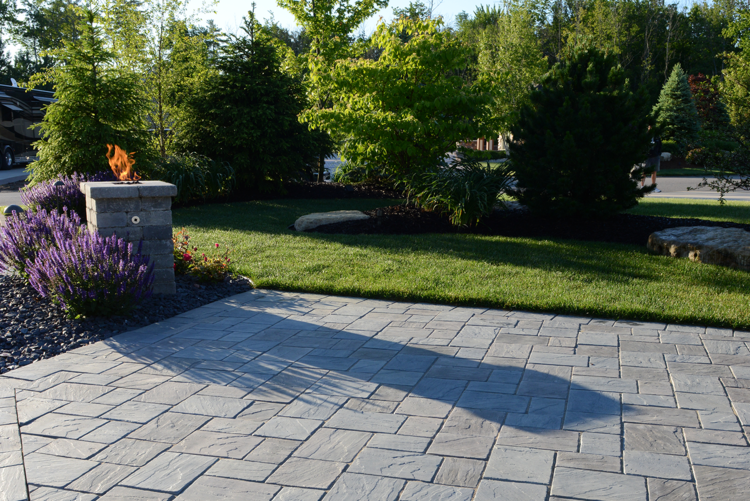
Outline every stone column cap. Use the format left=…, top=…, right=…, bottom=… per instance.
left=80, top=181, right=178, bottom=199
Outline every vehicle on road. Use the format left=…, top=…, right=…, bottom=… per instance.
left=0, top=83, right=55, bottom=170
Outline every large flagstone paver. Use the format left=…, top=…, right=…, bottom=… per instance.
left=1, top=289, right=749, bottom=499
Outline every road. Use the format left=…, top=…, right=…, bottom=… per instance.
left=647, top=175, right=750, bottom=202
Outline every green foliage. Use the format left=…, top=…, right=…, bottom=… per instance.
left=689, top=73, right=730, bottom=131
left=407, top=158, right=513, bottom=227
left=661, top=139, right=679, bottom=153
left=172, top=228, right=233, bottom=282
left=26, top=9, right=152, bottom=182
left=144, top=153, right=235, bottom=204
left=510, top=47, right=653, bottom=217
left=653, top=63, right=701, bottom=155
left=475, top=1, right=549, bottom=134
left=314, top=17, right=494, bottom=182
left=173, top=13, right=322, bottom=192
left=461, top=148, right=507, bottom=161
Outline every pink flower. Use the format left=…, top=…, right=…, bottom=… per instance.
left=183, top=253, right=192, bottom=261
left=215, top=243, right=220, bottom=248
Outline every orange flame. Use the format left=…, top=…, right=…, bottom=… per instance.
left=106, top=144, right=141, bottom=181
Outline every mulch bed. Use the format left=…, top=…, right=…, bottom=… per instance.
left=309, top=204, right=750, bottom=247
left=0, top=274, right=253, bottom=374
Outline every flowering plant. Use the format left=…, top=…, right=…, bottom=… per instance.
left=0, top=208, right=84, bottom=276
left=26, top=230, right=154, bottom=317
left=172, top=228, right=232, bottom=282
left=20, top=171, right=115, bottom=220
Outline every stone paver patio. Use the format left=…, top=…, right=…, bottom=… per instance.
left=1, top=289, right=749, bottom=500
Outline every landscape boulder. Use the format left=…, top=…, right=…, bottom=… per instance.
left=648, top=226, right=750, bottom=270
left=294, top=210, right=370, bottom=232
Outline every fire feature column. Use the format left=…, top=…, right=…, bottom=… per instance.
left=80, top=180, right=178, bottom=295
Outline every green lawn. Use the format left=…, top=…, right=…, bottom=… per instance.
left=174, top=197, right=750, bottom=329
left=627, top=197, right=750, bottom=223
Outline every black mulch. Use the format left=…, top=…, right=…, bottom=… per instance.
left=0, top=274, right=253, bottom=374
left=309, top=204, right=750, bottom=246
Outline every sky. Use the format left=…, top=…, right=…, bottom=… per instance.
left=187, top=0, right=494, bottom=36
left=189, top=0, right=702, bottom=36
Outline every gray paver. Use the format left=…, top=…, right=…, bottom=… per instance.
left=647, top=478, right=697, bottom=501
left=206, top=458, right=277, bottom=481
left=474, top=479, right=548, bottom=501
left=687, top=441, right=750, bottom=469
left=484, top=446, right=554, bottom=483
left=128, top=412, right=209, bottom=443
left=427, top=433, right=494, bottom=459
left=694, top=465, right=750, bottom=500
left=93, top=438, right=169, bottom=466
left=324, top=408, right=405, bottom=433
left=66, top=462, right=138, bottom=493
left=177, top=475, right=279, bottom=500
left=171, top=395, right=251, bottom=417
left=434, top=457, right=484, bottom=487
left=323, top=473, right=404, bottom=501
left=255, top=416, right=322, bottom=440
left=624, top=424, right=685, bottom=455
left=0, top=464, right=27, bottom=501
left=266, top=457, right=346, bottom=489
left=121, top=451, right=217, bottom=492
left=97, top=486, right=172, bottom=500
left=348, top=448, right=442, bottom=481
left=293, top=428, right=371, bottom=461
left=24, top=452, right=97, bottom=487
left=551, top=467, right=647, bottom=500
left=273, top=487, right=324, bottom=501
left=623, top=450, right=692, bottom=479
left=170, top=429, right=263, bottom=458
left=399, top=481, right=473, bottom=501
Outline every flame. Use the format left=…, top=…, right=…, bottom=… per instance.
left=106, top=144, right=141, bottom=181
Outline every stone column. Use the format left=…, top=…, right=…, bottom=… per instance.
left=80, top=181, right=178, bottom=295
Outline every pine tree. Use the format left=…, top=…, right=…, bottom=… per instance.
left=27, top=9, right=150, bottom=182
left=174, top=12, right=325, bottom=192
left=509, top=47, right=653, bottom=217
left=652, top=64, right=701, bottom=154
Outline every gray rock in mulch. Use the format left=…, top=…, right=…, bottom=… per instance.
left=294, top=211, right=370, bottom=232
left=647, top=226, right=750, bottom=270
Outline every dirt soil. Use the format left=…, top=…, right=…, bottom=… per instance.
left=309, top=204, right=750, bottom=247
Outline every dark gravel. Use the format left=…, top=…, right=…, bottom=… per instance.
left=0, top=274, right=253, bottom=374
left=310, top=204, right=750, bottom=246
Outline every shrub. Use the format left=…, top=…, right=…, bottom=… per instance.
left=407, top=158, right=513, bottom=226
left=0, top=208, right=84, bottom=276
left=20, top=171, right=115, bottom=219
left=661, top=140, right=679, bottom=154
left=26, top=230, right=154, bottom=317
left=509, top=47, right=652, bottom=217
left=145, top=153, right=235, bottom=204
left=314, top=17, right=494, bottom=182
left=653, top=64, right=701, bottom=156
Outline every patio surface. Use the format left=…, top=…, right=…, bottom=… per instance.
left=1, top=289, right=749, bottom=500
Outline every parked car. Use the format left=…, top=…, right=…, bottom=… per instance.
left=0, top=82, right=55, bottom=169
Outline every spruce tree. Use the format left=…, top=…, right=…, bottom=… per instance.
left=509, top=47, right=653, bottom=217
left=652, top=64, right=701, bottom=154
left=174, top=13, right=324, bottom=192
left=28, top=10, right=150, bottom=182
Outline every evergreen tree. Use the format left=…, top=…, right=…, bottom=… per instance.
left=652, top=63, right=701, bottom=154
left=174, top=12, right=323, bottom=192
left=27, top=9, right=150, bottom=182
left=509, top=47, right=653, bottom=217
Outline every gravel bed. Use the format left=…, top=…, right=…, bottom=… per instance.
left=0, top=274, right=253, bottom=374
